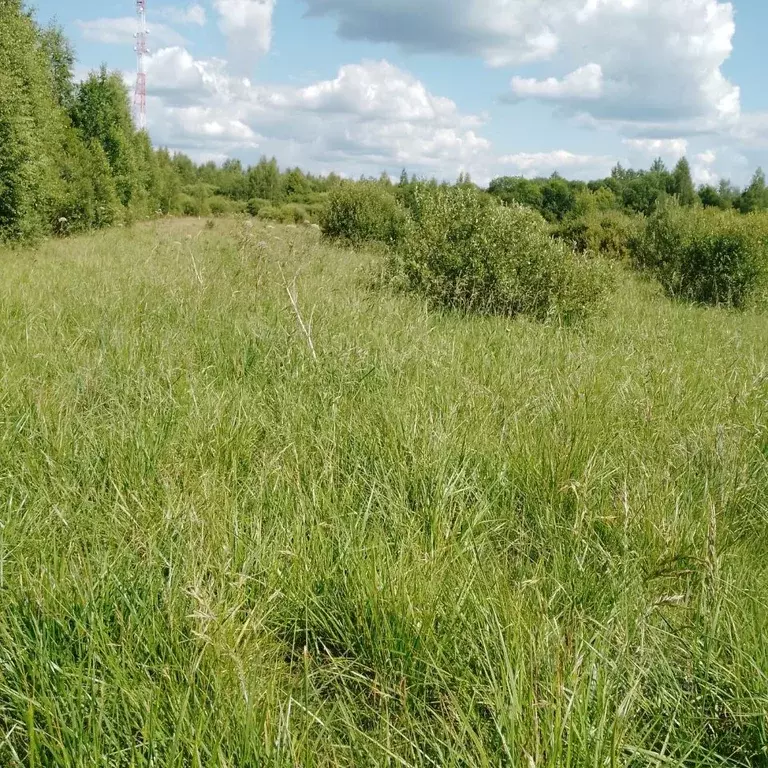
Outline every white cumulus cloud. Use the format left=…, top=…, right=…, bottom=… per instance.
left=732, top=113, right=768, bottom=149
left=214, top=0, right=275, bottom=72
left=510, top=64, right=603, bottom=101
left=300, top=0, right=740, bottom=133
left=499, top=149, right=613, bottom=178
left=623, top=138, right=689, bottom=160
left=692, top=149, right=718, bottom=185
left=301, top=0, right=568, bottom=66
left=290, top=60, right=482, bottom=128
left=144, top=50, right=492, bottom=178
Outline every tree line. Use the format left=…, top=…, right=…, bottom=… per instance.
left=1, top=1, right=171, bottom=240
left=487, top=159, right=768, bottom=223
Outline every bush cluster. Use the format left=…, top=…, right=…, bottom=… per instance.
left=246, top=198, right=272, bottom=217
left=633, top=203, right=768, bottom=307
left=258, top=203, right=308, bottom=225
left=208, top=196, right=245, bottom=216
left=319, top=182, right=612, bottom=322
left=555, top=209, right=641, bottom=262
left=388, top=186, right=613, bottom=323
left=320, top=182, right=407, bottom=245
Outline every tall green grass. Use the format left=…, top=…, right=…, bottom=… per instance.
left=0, top=219, right=767, bottom=766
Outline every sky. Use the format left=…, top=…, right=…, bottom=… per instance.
left=30, top=0, right=768, bottom=186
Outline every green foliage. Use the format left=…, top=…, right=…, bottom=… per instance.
left=71, top=68, right=140, bottom=210
left=456, top=170, right=474, bottom=187
left=172, top=152, right=197, bottom=185
left=556, top=209, right=641, bottom=262
left=395, top=177, right=439, bottom=218
left=246, top=197, right=272, bottom=216
left=39, top=24, right=75, bottom=110
left=672, top=157, right=697, bottom=206
left=717, top=178, right=741, bottom=209
left=217, top=158, right=249, bottom=200
left=633, top=202, right=768, bottom=307
left=4, top=0, right=768, bottom=290
left=699, top=184, right=725, bottom=209
left=389, top=185, right=612, bottom=322
left=487, top=164, right=722, bottom=222
left=247, top=156, right=281, bottom=201
left=540, top=175, right=575, bottom=221
left=208, top=195, right=237, bottom=216
left=179, top=183, right=217, bottom=216
left=153, top=148, right=182, bottom=215
left=737, top=168, right=768, bottom=214
left=0, top=0, right=64, bottom=240
left=52, top=130, right=122, bottom=232
left=69, top=67, right=171, bottom=222
left=304, top=201, right=326, bottom=221
left=0, top=4, right=352, bottom=242
left=282, top=167, right=311, bottom=199
left=488, top=176, right=544, bottom=210
left=258, top=202, right=311, bottom=224
left=622, top=172, right=669, bottom=215
left=178, top=194, right=205, bottom=217
left=321, top=181, right=407, bottom=245
left=570, top=186, right=618, bottom=217
left=184, top=187, right=246, bottom=218
left=130, top=130, right=163, bottom=217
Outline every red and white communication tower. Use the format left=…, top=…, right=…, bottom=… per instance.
left=133, top=0, right=149, bottom=130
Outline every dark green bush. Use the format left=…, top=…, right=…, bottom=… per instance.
left=283, top=203, right=310, bottom=224
left=256, top=205, right=280, bottom=223
left=321, top=181, right=407, bottom=245
left=556, top=210, right=641, bottom=261
left=258, top=203, right=310, bottom=224
left=208, top=196, right=234, bottom=217
left=256, top=205, right=280, bottom=222
left=179, top=183, right=215, bottom=217
left=51, top=133, right=123, bottom=234
left=304, top=201, right=327, bottom=223
left=633, top=203, right=768, bottom=307
left=388, top=186, right=613, bottom=323
left=246, top=197, right=271, bottom=216
left=179, top=194, right=206, bottom=217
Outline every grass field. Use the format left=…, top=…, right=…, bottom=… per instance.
left=1, top=218, right=767, bottom=766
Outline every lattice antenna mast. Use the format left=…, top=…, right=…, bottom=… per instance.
left=133, top=0, right=149, bottom=130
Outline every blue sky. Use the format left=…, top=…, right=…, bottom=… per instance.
left=32, top=0, right=768, bottom=185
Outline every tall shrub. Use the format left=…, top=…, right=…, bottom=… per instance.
left=556, top=209, right=641, bottom=262
left=321, top=182, right=407, bottom=245
left=389, top=186, right=612, bottom=323
left=633, top=202, right=768, bottom=307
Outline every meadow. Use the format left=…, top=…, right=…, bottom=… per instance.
left=0, top=218, right=767, bottom=766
